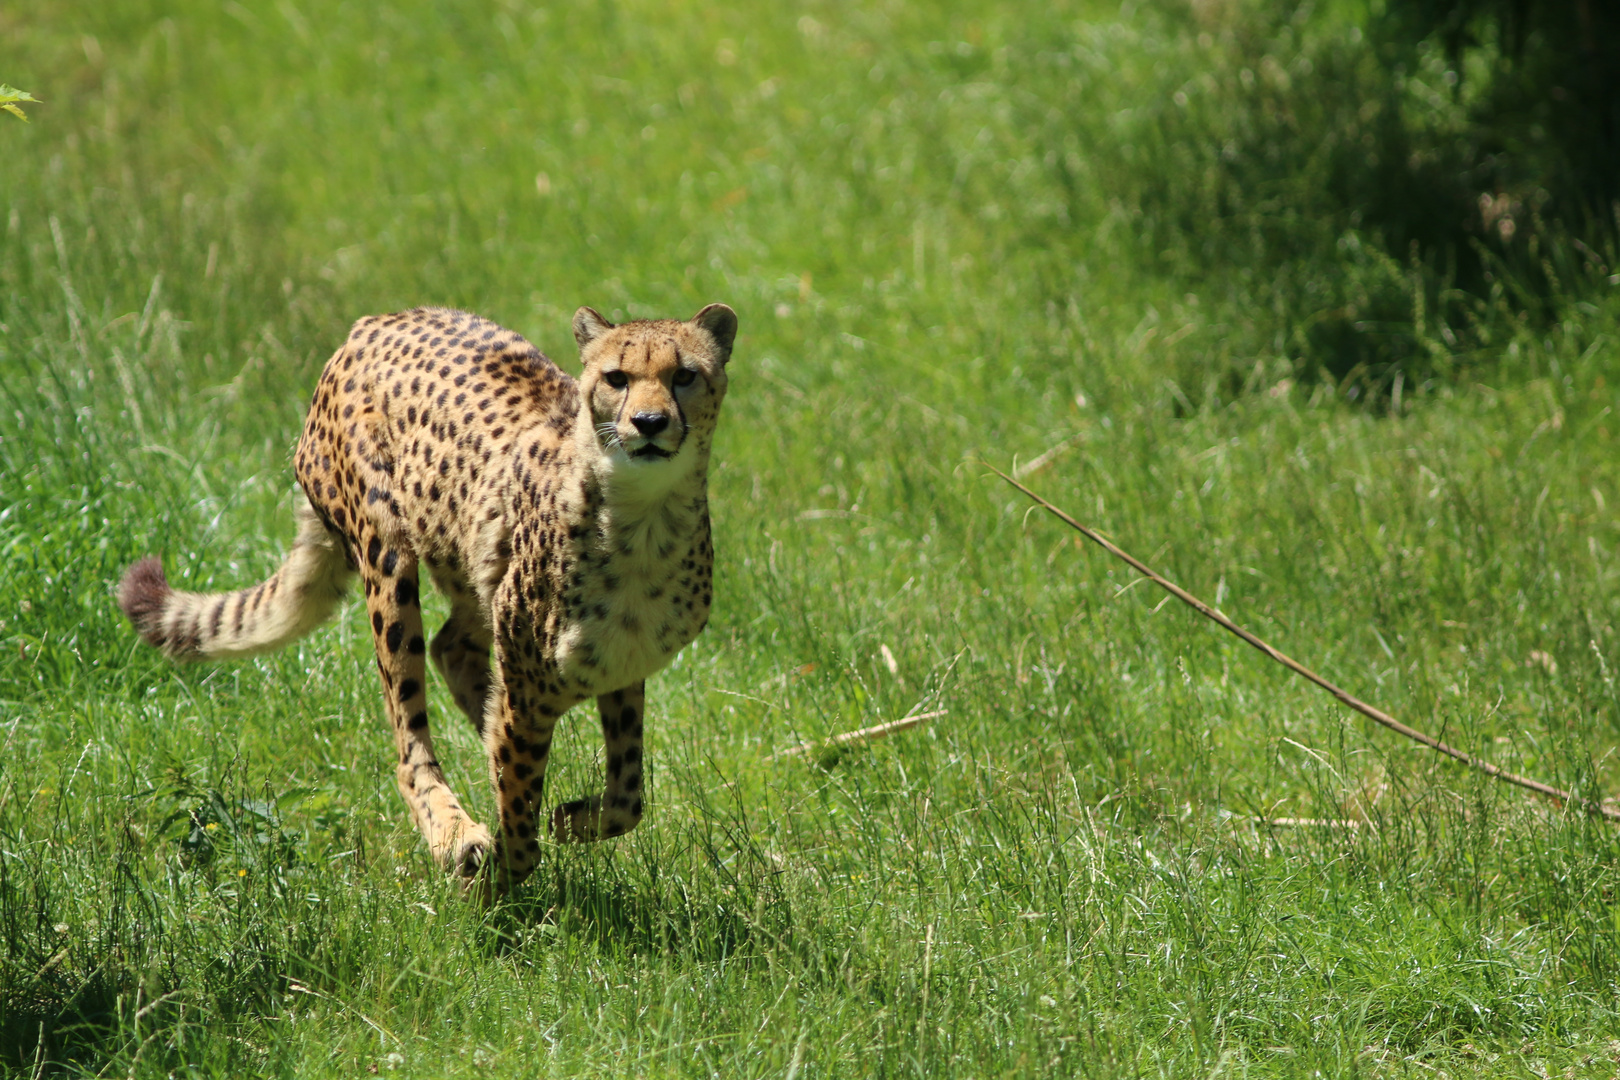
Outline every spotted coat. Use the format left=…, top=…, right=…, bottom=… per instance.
left=118, top=302, right=738, bottom=893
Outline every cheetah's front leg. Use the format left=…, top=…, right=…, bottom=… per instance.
left=483, top=629, right=581, bottom=892
left=549, top=682, right=647, bottom=842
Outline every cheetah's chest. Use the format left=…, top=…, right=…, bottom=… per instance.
left=550, top=530, right=710, bottom=695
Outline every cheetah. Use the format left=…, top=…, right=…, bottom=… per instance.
left=118, top=302, right=737, bottom=894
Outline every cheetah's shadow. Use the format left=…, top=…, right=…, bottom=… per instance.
left=482, top=855, right=759, bottom=962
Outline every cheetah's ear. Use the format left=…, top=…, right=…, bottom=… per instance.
left=690, top=303, right=738, bottom=362
left=572, top=306, right=614, bottom=351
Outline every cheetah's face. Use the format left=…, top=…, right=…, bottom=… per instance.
left=572, top=304, right=737, bottom=469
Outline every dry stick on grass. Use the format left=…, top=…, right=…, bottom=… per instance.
left=767, top=711, right=947, bottom=761
left=987, top=464, right=1620, bottom=823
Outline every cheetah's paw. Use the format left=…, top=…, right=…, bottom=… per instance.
left=549, top=797, right=601, bottom=843
left=448, top=823, right=494, bottom=880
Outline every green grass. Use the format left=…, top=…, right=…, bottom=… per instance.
left=4, top=0, right=1620, bottom=1076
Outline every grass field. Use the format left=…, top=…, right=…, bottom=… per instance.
left=4, top=1, right=1620, bottom=1076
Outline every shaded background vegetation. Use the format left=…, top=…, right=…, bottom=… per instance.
left=1052, top=0, right=1620, bottom=397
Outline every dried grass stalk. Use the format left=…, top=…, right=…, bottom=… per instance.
left=769, top=710, right=946, bottom=761
left=991, top=464, right=1620, bottom=822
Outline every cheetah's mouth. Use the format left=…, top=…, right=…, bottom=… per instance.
left=629, top=444, right=674, bottom=461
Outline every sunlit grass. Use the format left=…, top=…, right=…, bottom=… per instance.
left=3, top=1, right=1620, bottom=1076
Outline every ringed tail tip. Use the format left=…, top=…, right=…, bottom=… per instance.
left=117, top=556, right=172, bottom=648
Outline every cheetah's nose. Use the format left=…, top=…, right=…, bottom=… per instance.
left=631, top=412, right=669, bottom=437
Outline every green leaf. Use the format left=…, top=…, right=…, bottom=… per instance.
left=0, top=84, right=39, bottom=121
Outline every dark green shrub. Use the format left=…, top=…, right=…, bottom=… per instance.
left=1026, top=0, right=1617, bottom=401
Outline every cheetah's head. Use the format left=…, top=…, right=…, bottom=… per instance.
left=573, top=303, right=737, bottom=478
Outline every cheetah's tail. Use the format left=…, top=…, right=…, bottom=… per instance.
left=117, top=493, right=354, bottom=661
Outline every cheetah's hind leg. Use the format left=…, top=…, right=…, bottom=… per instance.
left=360, top=539, right=492, bottom=882
left=428, top=600, right=494, bottom=737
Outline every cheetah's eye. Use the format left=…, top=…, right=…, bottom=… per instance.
left=603, top=370, right=629, bottom=390
left=673, top=368, right=697, bottom=387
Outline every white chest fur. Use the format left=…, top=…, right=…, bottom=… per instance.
left=550, top=481, right=708, bottom=694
